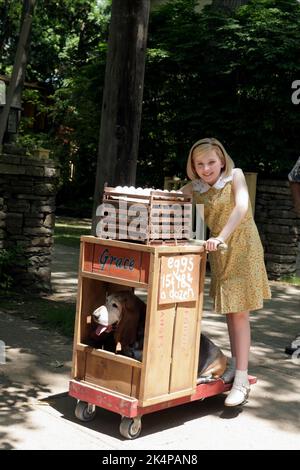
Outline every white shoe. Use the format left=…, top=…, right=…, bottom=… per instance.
left=224, top=383, right=250, bottom=407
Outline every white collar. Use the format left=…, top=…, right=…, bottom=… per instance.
left=192, top=172, right=233, bottom=194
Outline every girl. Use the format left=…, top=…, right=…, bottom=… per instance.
left=182, top=137, right=271, bottom=406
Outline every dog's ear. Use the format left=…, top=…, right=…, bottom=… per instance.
left=198, top=333, right=227, bottom=378
left=124, top=293, right=146, bottom=317
left=122, top=292, right=137, bottom=312
left=114, top=294, right=141, bottom=347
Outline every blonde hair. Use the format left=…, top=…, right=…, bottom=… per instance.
left=186, top=137, right=234, bottom=180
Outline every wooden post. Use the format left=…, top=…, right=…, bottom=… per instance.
left=92, top=0, right=151, bottom=235
left=244, top=172, right=257, bottom=216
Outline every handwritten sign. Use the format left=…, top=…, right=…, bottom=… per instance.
left=83, top=243, right=150, bottom=283
left=159, top=254, right=200, bottom=305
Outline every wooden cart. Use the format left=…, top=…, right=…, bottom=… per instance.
left=69, top=236, right=255, bottom=439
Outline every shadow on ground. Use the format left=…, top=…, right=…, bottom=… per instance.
left=0, top=311, right=72, bottom=449
left=0, top=374, right=52, bottom=449
left=44, top=390, right=244, bottom=442
left=0, top=240, right=299, bottom=448
left=202, top=282, right=300, bottom=435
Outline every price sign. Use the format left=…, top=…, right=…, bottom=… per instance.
left=159, top=254, right=200, bottom=305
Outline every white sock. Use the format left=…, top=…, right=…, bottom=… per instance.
left=233, top=369, right=249, bottom=387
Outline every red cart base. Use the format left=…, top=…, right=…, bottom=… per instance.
left=69, top=376, right=257, bottom=439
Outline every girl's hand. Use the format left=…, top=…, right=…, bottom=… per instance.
left=205, top=237, right=224, bottom=252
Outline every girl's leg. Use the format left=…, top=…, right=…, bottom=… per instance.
left=224, top=311, right=251, bottom=406
left=227, top=310, right=250, bottom=371
left=226, top=313, right=237, bottom=357
left=221, top=314, right=237, bottom=383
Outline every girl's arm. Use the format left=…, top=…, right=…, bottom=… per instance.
left=206, top=169, right=249, bottom=250
left=217, top=168, right=249, bottom=242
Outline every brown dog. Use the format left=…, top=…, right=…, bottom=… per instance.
left=91, top=291, right=146, bottom=358
left=91, top=292, right=227, bottom=380
left=197, top=333, right=227, bottom=383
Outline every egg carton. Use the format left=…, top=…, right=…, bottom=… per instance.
left=99, top=186, right=193, bottom=244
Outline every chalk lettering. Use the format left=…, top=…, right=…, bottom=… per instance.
left=160, top=254, right=198, bottom=304
left=98, top=248, right=135, bottom=271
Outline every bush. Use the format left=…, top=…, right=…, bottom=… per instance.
left=0, top=247, right=27, bottom=292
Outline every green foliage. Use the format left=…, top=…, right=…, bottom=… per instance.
left=1, top=0, right=110, bottom=205
left=54, top=219, right=91, bottom=247
left=0, top=0, right=23, bottom=72
left=16, top=131, right=52, bottom=153
left=35, top=299, right=75, bottom=337
left=0, top=294, right=76, bottom=337
left=2, top=0, right=300, bottom=205
left=281, top=275, right=300, bottom=286
left=0, top=246, right=26, bottom=292
left=138, top=0, right=300, bottom=187
left=0, top=249, right=14, bottom=291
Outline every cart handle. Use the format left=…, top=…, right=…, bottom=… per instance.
left=188, top=239, right=228, bottom=252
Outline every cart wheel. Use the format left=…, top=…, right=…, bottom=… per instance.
left=119, top=416, right=142, bottom=439
left=75, top=401, right=96, bottom=422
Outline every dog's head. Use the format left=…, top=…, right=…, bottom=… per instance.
left=92, top=291, right=146, bottom=348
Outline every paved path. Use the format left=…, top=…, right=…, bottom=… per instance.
left=0, top=243, right=299, bottom=450
left=49, top=243, right=79, bottom=301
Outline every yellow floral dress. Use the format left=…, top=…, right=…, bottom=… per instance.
left=193, top=173, right=271, bottom=314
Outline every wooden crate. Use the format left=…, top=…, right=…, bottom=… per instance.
left=97, top=186, right=192, bottom=244
left=71, top=236, right=206, bottom=407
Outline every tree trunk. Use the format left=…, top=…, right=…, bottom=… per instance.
left=0, top=0, right=35, bottom=150
left=91, top=0, right=150, bottom=235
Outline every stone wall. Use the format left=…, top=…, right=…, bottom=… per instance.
left=0, top=151, right=59, bottom=292
left=256, top=179, right=300, bottom=280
